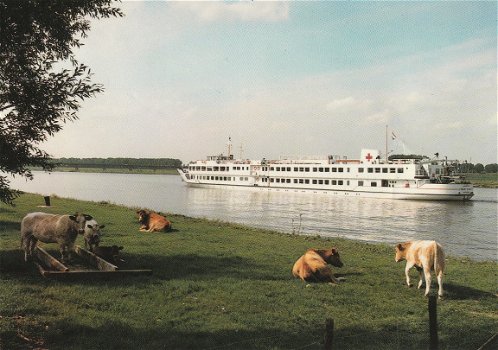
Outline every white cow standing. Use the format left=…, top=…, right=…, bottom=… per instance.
left=21, top=212, right=93, bottom=262
left=395, top=240, right=446, bottom=298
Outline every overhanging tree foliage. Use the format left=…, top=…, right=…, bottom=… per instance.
left=0, top=0, right=123, bottom=205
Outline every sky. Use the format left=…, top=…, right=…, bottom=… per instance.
left=42, top=1, right=497, bottom=165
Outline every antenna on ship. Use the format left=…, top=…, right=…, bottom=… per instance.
left=227, top=136, right=233, bottom=159
left=385, top=125, right=389, bottom=162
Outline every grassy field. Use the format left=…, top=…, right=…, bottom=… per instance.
left=1, top=194, right=496, bottom=349
left=464, top=173, right=498, bottom=188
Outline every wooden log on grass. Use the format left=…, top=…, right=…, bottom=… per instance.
left=34, top=246, right=68, bottom=271
left=74, top=245, right=118, bottom=271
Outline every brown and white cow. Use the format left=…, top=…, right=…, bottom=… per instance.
left=20, top=212, right=92, bottom=262
left=83, top=219, right=105, bottom=252
left=395, top=240, right=445, bottom=298
left=292, top=248, right=344, bottom=283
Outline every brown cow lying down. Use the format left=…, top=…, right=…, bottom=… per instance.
left=292, top=248, right=344, bottom=283
left=136, top=209, right=171, bottom=232
left=93, top=245, right=124, bottom=265
left=21, top=212, right=92, bottom=262
left=395, top=240, right=445, bottom=298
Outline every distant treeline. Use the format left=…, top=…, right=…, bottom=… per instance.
left=50, top=158, right=182, bottom=169
left=389, top=154, right=497, bottom=173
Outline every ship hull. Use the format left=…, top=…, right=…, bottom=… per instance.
left=178, top=169, right=473, bottom=201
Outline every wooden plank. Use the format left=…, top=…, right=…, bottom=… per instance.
left=33, top=245, right=152, bottom=279
left=74, top=245, right=118, bottom=271
left=38, top=269, right=152, bottom=279
left=34, top=246, right=69, bottom=272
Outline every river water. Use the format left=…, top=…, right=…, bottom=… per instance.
left=7, top=171, right=497, bottom=261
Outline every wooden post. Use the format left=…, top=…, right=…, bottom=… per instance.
left=324, top=318, right=334, bottom=350
left=429, top=295, right=438, bottom=350
left=43, top=195, right=51, bottom=206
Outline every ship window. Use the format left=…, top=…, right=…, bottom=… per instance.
left=305, top=179, right=310, bottom=184
left=319, top=167, right=324, bottom=172
left=299, top=179, right=304, bottom=184
left=382, top=180, right=389, bottom=187
left=313, top=168, right=317, bottom=172
left=358, top=168, right=364, bottom=173
left=270, top=167, right=274, bottom=171
left=332, top=180, right=337, bottom=185
left=325, top=168, right=330, bottom=172
left=382, top=168, right=388, bottom=173
left=397, top=168, right=404, bottom=173
left=368, top=168, right=374, bottom=173
left=390, top=168, right=396, bottom=173
left=347, top=168, right=350, bottom=173
left=358, top=181, right=364, bottom=186
left=318, top=180, right=323, bottom=185
left=338, top=180, right=343, bottom=185
left=270, top=178, right=274, bottom=183
left=239, top=177, right=244, bottom=181
left=347, top=180, right=350, bottom=185
left=294, top=167, right=298, bottom=171
left=371, top=182, right=377, bottom=187
left=305, top=167, right=310, bottom=172
left=287, top=167, right=291, bottom=171
left=313, top=180, right=317, bottom=184
left=207, top=167, right=213, bottom=171
left=299, top=167, right=304, bottom=172
left=375, top=168, right=380, bottom=173
left=338, top=168, right=344, bottom=173
left=211, top=176, right=214, bottom=180
left=294, top=179, right=298, bottom=183
left=276, top=178, right=280, bottom=183
left=214, top=167, right=219, bottom=171
left=332, top=167, right=337, bottom=172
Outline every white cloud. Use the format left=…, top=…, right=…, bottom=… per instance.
left=170, top=2, right=290, bottom=23
left=326, top=97, right=356, bottom=111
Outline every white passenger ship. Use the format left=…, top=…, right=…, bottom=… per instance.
left=178, top=140, right=474, bottom=201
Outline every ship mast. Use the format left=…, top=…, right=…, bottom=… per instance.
left=385, top=125, right=388, bottom=162
left=227, top=137, right=232, bottom=159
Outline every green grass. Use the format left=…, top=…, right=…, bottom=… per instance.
left=1, top=193, right=496, bottom=349
left=464, top=173, right=498, bottom=188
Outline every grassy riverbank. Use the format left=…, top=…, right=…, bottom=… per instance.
left=464, top=173, right=498, bottom=188
left=1, top=194, right=496, bottom=349
left=30, top=167, right=179, bottom=175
